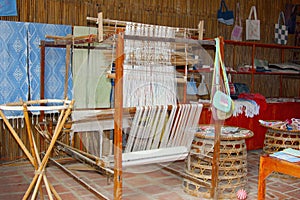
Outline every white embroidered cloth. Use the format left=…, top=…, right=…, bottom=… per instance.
left=233, top=99, right=260, bottom=118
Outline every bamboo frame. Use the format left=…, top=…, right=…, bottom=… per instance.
left=0, top=99, right=74, bottom=199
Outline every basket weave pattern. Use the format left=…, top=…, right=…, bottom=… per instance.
left=183, top=136, right=248, bottom=199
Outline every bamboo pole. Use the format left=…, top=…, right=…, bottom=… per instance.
left=22, top=100, right=74, bottom=199
left=22, top=104, right=46, bottom=200
left=0, top=110, right=35, bottom=166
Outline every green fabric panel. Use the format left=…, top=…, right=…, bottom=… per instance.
left=73, top=26, right=112, bottom=109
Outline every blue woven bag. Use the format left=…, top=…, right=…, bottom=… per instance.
left=217, top=0, right=234, bottom=25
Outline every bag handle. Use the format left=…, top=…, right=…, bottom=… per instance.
left=248, top=6, right=258, bottom=20
left=219, top=0, right=229, bottom=12
left=213, top=38, right=230, bottom=95
left=278, top=11, right=286, bottom=25
left=235, top=2, right=242, bottom=26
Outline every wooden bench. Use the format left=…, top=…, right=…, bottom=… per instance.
left=258, top=154, right=300, bottom=199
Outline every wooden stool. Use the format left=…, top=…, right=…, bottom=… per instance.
left=183, top=125, right=253, bottom=199
left=258, top=155, right=300, bottom=199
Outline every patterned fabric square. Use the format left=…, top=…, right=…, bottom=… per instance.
left=275, top=24, right=288, bottom=45
left=0, top=0, right=17, bottom=16
left=0, top=20, right=28, bottom=117
left=0, top=20, right=72, bottom=117
left=27, top=23, right=72, bottom=101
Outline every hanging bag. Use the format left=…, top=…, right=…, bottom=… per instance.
left=186, top=74, right=198, bottom=95
left=217, top=0, right=234, bottom=26
left=231, top=2, right=243, bottom=41
left=211, top=38, right=234, bottom=120
left=246, top=6, right=260, bottom=41
left=275, top=11, right=288, bottom=45
left=284, top=4, right=297, bottom=34
left=198, top=74, right=209, bottom=99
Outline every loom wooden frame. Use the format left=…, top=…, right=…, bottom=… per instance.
left=38, top=19, right=224, bottom=200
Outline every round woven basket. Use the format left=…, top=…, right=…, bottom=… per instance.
left=261, top=122, right=300, bottom=154
left=183, top=134, right=248, bottom=199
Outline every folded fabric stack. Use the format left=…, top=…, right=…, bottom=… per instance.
left=259, top=118, right=300, bottom=131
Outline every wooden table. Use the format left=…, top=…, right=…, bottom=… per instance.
left=258, top=155, right=300, bottom=200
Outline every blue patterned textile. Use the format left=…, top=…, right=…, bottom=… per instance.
left=0, top=21, right=28, bottom=117
left=28, top=23, right=72, bottom=101
left=0, top=0, right=17, bottom=16
left=0, top=20, right=72, bottom=117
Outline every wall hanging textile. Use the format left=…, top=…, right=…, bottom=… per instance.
left=0, top=20, right=72, bottom=117
left=275, top=12, right=288, bottom=45
left=28, top=23, right=72, bottom=102
left=231, top=2, right=243, bottom=41
left=72, top=26, right=111, bottom=109
left=0, top=21, right=28, bottom=117
left=217, top=0, right=234, bottom=26
left=246, top=6, right=260, bottom=41
left=0, top=0, right=17, bottom=16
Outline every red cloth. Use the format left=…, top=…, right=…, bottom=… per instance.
left=238, top=93, right=267, bottom=111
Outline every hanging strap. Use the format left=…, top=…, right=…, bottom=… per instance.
left=248, top=6, right=258, bottom=20
left=219, top=0, right=229, bottom=12
left=212, top=37, right=230, bottom=95
left=278, top=11, right=286, bottom=25
left=235, top=2, right=241, bottom=26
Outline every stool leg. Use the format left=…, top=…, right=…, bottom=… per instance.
left=258, top=156, right=273, bottom=200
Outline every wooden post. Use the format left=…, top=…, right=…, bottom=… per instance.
left=98, top=12, right=104, bottom=42
left=64, top=44, right=71, bottom=99
left=114, top=30, right=124, bottom=199
left=198, top=20, right=204, bottom=40
left=210, top=36, right=224, bottom=199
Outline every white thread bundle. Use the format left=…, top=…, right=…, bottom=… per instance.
left=124, top=104, right=203, bottom=153
left=123, top=23, right=177, bottom=107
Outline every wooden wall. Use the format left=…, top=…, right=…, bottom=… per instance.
left=0, top=0, right=293, bottom=43
left=2, top=1, right=299, bottom=67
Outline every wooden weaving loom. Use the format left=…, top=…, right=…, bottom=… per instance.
left=39, top=15, right=215, bottom=199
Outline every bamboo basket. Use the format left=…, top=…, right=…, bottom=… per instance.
left=183, top=127, right=253, bottom=199
left=261, top=121, right=300, bottom=154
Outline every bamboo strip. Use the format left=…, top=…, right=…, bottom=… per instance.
left=23, top=100, right=74, bottom=199
left=0, top=110, right=35, bottom=166
left=23, top=104, right=50, bottom=200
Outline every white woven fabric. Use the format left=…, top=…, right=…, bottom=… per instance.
left=233, top=99, right=260, bottom=118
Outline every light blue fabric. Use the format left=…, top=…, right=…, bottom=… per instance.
left=0, top=20, right=28, bottom=117
left=27, top=23, right=72, bottom=101
left=0, top=20, right=72, bottom=117
left=0, top=0, right=17, bottom=16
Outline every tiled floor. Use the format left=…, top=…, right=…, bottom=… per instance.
left=0, top=149, right=299, bottom=200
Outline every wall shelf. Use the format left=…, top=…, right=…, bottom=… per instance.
left=224, top=40, right=300, bottom=97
